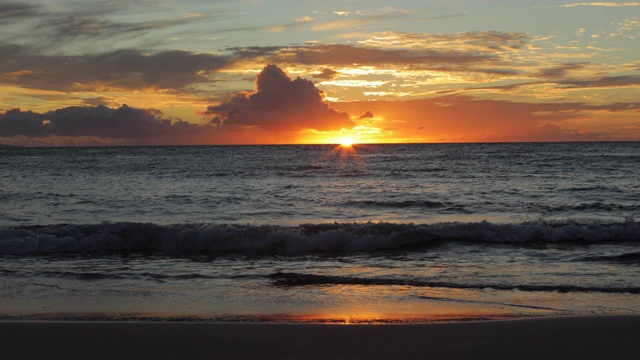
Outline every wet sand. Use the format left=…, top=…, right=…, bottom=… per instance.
left=1, top=316, right=639, bottom=359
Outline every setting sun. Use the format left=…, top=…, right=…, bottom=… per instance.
left=340, top=138, right=354, bottom=147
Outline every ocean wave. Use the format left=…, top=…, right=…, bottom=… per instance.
left=28, top=270, right=221, bottom=282
left=269, top=272, right=640, bottom=294
left=534, top=203, right=640, bottom=212
left=344, top=200, right=446, bottom=209
left=558, top=185, right=624, bottom=193
left=0, top=220, right=639, bottom=255
left=580, top=252, right=640, bottom=264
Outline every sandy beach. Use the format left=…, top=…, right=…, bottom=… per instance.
left=1, top=316, right=639, bottom=359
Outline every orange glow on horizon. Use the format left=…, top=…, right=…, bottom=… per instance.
left=339, top=137, right=353, bottom=147
left=297, top=124, right=395, bottom=145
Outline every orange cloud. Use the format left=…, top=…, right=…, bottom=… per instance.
left=3, top=70, right=38, bottom=77
left=335, top=96, right=640, bottom=142
left=206, top=64, right=354, bottom=132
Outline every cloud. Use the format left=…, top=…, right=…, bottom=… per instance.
left=356, top=31, right=529, bottom=53
left=217, top=7, right=456, bottom=33
left=3, top=95, right=639, bottom=145
left=311, top=7, right=410, bottom=31
left=358, top=111, right=374, bottom=119
left=0, top=102, right=320, bottom=146
left=0, top=2, right=38, bottom=21
left=313, top=10, right=465, bottom=32
left=82, top=96, right=113, bottom=107
left=40, top=14, right=188, bottom=40
left=0, top=105, right=202, bottom=139
left=0, top=45, right=231, bottom=91
left=230, top=31, right=529, bottom=76
left=206, top=64, right=354, bottom=131
left=234, top=44, right=495, bottom=69
left=558, top=75, right=640, bottom=88
left=560, top=2, right=640, bottom=7
left=312, top=68, right=338, bottom=80
left=216, top=19, right=310, bottom=34
left=536, top=63, right=589, bottom=78
left=0, top=1, right=211, bottom=54
left=0, top=109, right=50, bottom=137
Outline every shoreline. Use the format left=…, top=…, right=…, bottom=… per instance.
left=0, top=311, right=542, bottom=324
left=2, top=315, right=639, bottom=359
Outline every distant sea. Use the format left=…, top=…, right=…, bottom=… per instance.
left=1, top=143, right=639, bottom=323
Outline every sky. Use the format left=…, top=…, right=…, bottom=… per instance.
left=0, top=0, right=639, bottom=146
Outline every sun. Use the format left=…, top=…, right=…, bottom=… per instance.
left=340, top=138, right=354, bottom=147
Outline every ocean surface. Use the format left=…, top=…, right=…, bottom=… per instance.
left=1, top=143, right=639, bottom=323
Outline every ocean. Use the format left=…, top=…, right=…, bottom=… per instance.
left=1, top=142, right=639, bottom=323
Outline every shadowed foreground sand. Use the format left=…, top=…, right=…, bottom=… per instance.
left=2, top=316, right=639, bottom=359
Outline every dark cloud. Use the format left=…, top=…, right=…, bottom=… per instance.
left=558, top=75, right=640, bottom=89
left=0, top=105, right=202, bottom=139
left=40, top=14, right=183, bottom=39
left=226, top=32, right=530, bottom=78
left=468, top=82, right=533, bottom=93
left=459, top=72, right=640, bottom=94
left=233, top=44, right=493, bottom=67
left=608, top=102, right=640, bottom=111
left=229, top=39, right=525, bottom=76
left=358, top=111, right=374, bottom=119
left=0, top=30, right=529, bottom=96
left=394, top=31, right=529, bottom=52
left=39, top=15, right=166, bottom=38
left=0, top=1, right=211, bottom=55
left=536, top=62, right=589, bottom=78
left=0, top=109, right=50, bottom=137
left=0, top=45, right=231, bottom=91
left=206, top=64, right=354, bottom=131
left=450, top=73, right=640, bottom=94
left=312, top=68, right=338, bottom=80
left=82, top=96, right=112, bottom=107
left=0, top=2, right=38, bottom=21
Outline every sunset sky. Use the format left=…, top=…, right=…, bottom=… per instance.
left=1, top=0, right=639, bottom=146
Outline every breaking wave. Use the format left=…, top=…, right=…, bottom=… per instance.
left=1, top=220, right=639, bottom=255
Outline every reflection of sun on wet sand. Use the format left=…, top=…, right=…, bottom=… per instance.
left=2, top=316, right=639, bottom=359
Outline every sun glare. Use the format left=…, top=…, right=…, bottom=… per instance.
left=340, top=138, right=353, bottom=147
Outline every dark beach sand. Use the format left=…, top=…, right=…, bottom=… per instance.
left=1, top=316, right=639, bottom=359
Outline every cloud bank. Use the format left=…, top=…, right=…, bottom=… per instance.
left=0, top=105, right=200, bottom=139
left=0, top=45, right=231, bottom=92
left=206, top=64, right=354, bottom=131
